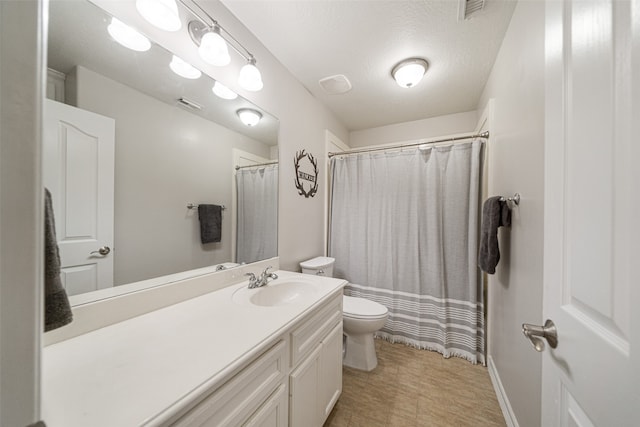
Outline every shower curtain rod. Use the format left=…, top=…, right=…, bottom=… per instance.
left=235, top=161, right=278, bottom=170
left=327, top=130, right=489, bottom=158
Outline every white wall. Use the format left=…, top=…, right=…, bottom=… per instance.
left=477, top=1, right=545, bottom=426
left=68, top=66, right=271, bottom=285
left=91, top=0, right=350, bottom=272
left=349, top=110, right=477, bottom=147
left=0, top=1, right=43, bottom=425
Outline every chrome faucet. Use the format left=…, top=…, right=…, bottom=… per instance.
left=246, top=266, right=278, bottom=289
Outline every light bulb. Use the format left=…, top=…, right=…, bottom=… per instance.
left=212, top=81, right=238, bottom=100
left=107, top=18, right=151, bottom=52
left=392, top=58, right=429, bottom=88
left=169, top=56, right=201, bottom=79
left=238, top=61, right=263, bottom=92
left=198, top=29, right=230, bottom=66
left=136, top=0, right=181, bottom=32
left=237, top=108, right=262, bottom=127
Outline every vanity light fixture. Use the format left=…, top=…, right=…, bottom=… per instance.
left=237, top=108, right=262, bottom=127
left=185, top=1, right=264, bottom=91
left=212, top=81, right=238, bottom=100
left=169, top=55, right=201, bottom=79
left=136, top=0, right=182, bottom=32
left=238, top=57, right=264, bottom=92
left=107, top=17, right=151, bottom=52
left=391, top=58, right=429, bottom=88
left=198, top=25, right=231, bottom=66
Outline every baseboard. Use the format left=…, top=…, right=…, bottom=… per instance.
left=487, top=355, right=519, bottom=427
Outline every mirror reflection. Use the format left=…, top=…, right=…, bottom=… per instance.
left=45, top=0, right=279, bottom=302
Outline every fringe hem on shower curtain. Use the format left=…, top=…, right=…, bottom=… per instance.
left=374, top=332, right=486, bottom=366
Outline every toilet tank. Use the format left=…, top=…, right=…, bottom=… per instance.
left=300, top=256, right=335, bottom=277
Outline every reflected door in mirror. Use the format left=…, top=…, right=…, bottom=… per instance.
left=43, top=99, right=115, bottom=295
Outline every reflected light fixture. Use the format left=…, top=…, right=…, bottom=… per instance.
left=107, top=17, right=151, bottom=52
left=237, top=108, right=262, bottom=127
left=238, top=57, right=264, bottom=92
left=136, top=0, right=182, bottom=31
left=391, top=58, right=429, bottom=88
left=212, top=81, right=238, bottom=100
left=169, top=55, right=201, bottom=79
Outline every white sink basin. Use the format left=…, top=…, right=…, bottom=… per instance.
left=232, top=279, right=322, bottom=307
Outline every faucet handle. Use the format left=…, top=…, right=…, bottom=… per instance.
left=262, top=266, right=273, bottom=274
left=245, top=272, right=256, bottom=281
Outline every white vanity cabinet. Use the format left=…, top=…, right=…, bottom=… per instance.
left=289, top=294, right=343, bottom=427
left=171, top=339, right=289, bottom=427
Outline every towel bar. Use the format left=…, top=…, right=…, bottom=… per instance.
left=187, top=203, right=226, bottom=210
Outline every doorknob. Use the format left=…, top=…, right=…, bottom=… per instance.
left=90, top=246, right=111, bottom=256
left=522, top=319, right=558, bottom=352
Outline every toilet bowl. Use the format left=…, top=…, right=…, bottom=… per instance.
left=300, top=257, right=389, bottom=371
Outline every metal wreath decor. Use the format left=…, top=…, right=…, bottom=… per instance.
left=293, top=149, right=319, bottom=198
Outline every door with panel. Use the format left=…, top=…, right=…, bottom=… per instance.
left=542, top=0, right=640, bottom=425
left=43, top=99, right=115, bottom=295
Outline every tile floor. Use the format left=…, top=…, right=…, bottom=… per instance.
left=324, top=339, right=506, bottom=427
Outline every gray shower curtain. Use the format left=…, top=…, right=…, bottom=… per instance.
left=329, top=140, right=485, bottom=364
left=236, top=164, right=278, bottom=264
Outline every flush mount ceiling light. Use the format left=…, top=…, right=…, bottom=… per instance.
left=212, top=81, right=238, bottom=100
left=391, top=58, right=429, bottom=88
left=237, top=108, right=262, bottom=127
left=169, top=55, right=201, bottom=79
left=187, top=8, right=263, bottom=91
left=136, top=0, right=181, bottom=31
left=107, top=17, right=151, bottom=52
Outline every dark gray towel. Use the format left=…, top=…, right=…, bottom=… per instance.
left=478, top=196, right=511, bottom=274
left=198, top=204, right=222, bottom=244
left=44, top=188, right=73, bottom=332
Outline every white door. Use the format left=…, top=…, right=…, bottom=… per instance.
left=542, top=0, right=640, bottom=425
left=43, top=99, right=115, bottom=296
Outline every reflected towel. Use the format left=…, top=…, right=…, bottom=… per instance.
left=198, top=204, right=222, bottom=244
left=478, top=196, right=511, bottom=274
left=44, top=188, right=73, bottom=331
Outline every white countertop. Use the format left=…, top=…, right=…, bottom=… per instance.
left=42, top=271, right=346, bottom=427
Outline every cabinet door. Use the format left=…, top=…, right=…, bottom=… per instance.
left=244, top=384, right=288, bottom=427
left=289, top=345, right=322, bottom=427
left=319, top=322, right=343, bottom=423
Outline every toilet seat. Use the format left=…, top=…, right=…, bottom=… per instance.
left=343, top=295, right=388, bottom=320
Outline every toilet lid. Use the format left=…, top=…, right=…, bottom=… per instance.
left=343, top=295, right=388, bottom=318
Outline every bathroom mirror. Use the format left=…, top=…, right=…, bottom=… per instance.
left=45, top=0, right=279, bottom=304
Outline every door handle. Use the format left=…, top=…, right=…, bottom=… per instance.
left=522, top=319, right=558, bottom=352
left=90, top=246, right=111, bottom=256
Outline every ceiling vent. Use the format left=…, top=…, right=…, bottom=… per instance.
left=319, top=74, right=352, bottom=95
left=176, top=97, right=202, bottom=111
left=458, top=0, right=485, bottom=21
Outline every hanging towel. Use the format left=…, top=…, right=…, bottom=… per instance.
left=198, top=204, right=222, bottom=244
left=478, top=196, right=511, bottom=274
left=44, top=188, right=73, bottom=332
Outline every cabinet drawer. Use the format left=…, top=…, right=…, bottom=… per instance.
left=290, top=294, right=342, bottom=367
left=172, top=339, right=287, bottom=427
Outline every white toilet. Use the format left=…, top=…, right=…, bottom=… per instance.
left=300, top=257, right=389, bottom=371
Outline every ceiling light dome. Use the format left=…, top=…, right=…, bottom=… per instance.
left=169, top=55, right=201, bottom=79
left=107, top=17, right=151, bottom=52
left=136, top=0, right=181, bottom=32
left=391, top=58, right=429, bottom=88
left=238, top=58, right=263, bottom=92
left=212, top=81, right=238, bottom=100
left=198, top=27, right=230, bottom=66
left=237, top=108, right=262, bottom=127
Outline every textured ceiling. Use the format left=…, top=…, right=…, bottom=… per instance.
left=222, top=0, right=517, bottom=131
